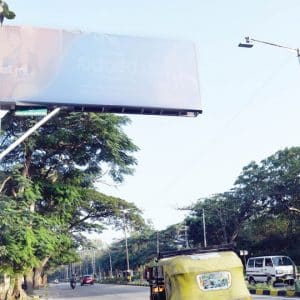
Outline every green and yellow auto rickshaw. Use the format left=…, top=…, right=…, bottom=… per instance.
left=145, top=244, right=252, bottom=300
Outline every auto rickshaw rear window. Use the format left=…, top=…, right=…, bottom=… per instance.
left=196, top=271, right=232, bottom=291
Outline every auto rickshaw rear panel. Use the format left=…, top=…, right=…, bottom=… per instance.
left=144, top=244, right=252, bottom=300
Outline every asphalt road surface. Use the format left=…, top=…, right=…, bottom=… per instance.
left=41, top=283, right=299, bottom=300
left=39, top=283, right=149, bottom=300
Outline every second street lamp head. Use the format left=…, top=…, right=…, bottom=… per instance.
left=239, top=36, right=254, bottom=48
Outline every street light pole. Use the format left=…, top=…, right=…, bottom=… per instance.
left=203, top=209, right=207, bottom=247
left=238, top=36, right=300, bottom=64
left=156, top=231, right=160, bottom=255
left=108, top=250, right=113, bottom=278
left=90, top=248, right=96, bottom=276
left=123, top=212, right=130, bottom=273
left=184, top=223, right=189, bottom=248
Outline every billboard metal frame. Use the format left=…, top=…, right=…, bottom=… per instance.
left=0, top=102, right=201, bottom=117
left=0, top=26, right=202, bottom=117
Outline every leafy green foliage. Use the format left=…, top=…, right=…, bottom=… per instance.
left=185, top=147, right=300, bottom=263
left=88, top=147, right=300, bottom=270
left=0, top=196, right=37, bottom=275
left=97, top=224, right=185, bottom=273
left=0, top=1, right=15, bottom=25
left=0, top=111, right=142, bottom=278
left=1, top=112, right=138, bottom=184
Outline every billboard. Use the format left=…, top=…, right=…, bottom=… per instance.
left=0, top=26, right=201, bottom=117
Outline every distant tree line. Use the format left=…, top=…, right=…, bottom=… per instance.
left=186, top=147, right=300, bottom=263
left=95, top=147, right=300, bottom=274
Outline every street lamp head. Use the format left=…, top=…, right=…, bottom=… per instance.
left=238, top=36, right=254, bottom=48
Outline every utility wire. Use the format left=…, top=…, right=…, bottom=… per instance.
left=159, top=55, right=293, bottom=197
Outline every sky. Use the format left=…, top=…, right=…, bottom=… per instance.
left=6, top=0, right=300, bottom=242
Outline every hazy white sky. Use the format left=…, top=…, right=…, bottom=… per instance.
left=8, top=0, right=300, bottom=242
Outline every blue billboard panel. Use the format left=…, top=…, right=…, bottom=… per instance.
left=0, top=26, right=201, bottom=116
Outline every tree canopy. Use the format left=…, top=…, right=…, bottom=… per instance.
left=0, top=111, right=144, bottom=293
left=185, top=147, right=300, bottom=262
left=0, top=1, right=15, bottom=25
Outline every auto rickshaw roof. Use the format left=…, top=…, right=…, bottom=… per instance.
left=158, top=243, right=235, bottom=259
left=158, top=251, right=242, bottom=276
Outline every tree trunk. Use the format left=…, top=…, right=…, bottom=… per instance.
left=0, top=275, right=10, bottom=300
left=5, top=275, right=27, bottom=300
left=229, top=228, right=239, bottom=243
left=33, top=257, right=50, bottom=289
left=33, top=268, right=42, bottom=290
left=23, top=270, right=33, bottom=295
left=41, top=274, right=47, bottom=286
left=217, top=209, right=228, bottom=244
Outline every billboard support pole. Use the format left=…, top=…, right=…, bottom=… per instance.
left=0, top=110, right=8, bottom=119
left=0, top=107, right=61, bottom=161
left=0, top=110, right=9, bottom=132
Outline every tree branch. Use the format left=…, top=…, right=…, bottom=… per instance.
left=0, top=176, right=11, bottom=193
left=68, top=213, right=92, bottom=230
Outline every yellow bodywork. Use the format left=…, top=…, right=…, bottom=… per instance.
left=158, top=251, right=252, bottom=300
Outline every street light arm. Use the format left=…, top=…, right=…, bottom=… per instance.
left=249, top=38, right=299, bottom=54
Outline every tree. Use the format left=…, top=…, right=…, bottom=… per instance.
left=0, top=1, right=15, bottom=25
left=1, top=112, right=138, bottom=184
left=185, top=147, right=300, bottom=263
left=185, top=185, right=262, bottom=247
left=186, top=195, right=230, bottom=246
left=258, top=147, right=300, bottom=215
left=97, top=223, right=185, bottom=275
left=0, top=196, right=36, bottom=300
left=0, top=112, right=142, bottom=297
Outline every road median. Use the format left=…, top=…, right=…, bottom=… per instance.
left=249, top=288, right=300, bottom=297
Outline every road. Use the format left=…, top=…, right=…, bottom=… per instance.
left=38, top=283, right=149, bottom=300
left=40, top=283, right=299, bottom=300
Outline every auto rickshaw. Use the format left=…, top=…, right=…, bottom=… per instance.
left=145, top=244, right=252, bottom=300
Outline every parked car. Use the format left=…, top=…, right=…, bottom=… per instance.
left=246, top=255, right=296, bottom=285
left=53, top=279, right=59, bottom=284
left=81, top=275, right=95, bottom=285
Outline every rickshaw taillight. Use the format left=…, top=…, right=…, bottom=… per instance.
left=152, top=286, right=165, bottom=293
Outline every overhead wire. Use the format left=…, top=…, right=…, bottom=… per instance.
left=159, top=55, right=294, bottom=198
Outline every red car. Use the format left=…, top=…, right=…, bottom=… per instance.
left=81, top=275, right=95, bottom=285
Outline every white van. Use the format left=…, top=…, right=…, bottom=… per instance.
left=246, top=256, right=296, bottom=285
